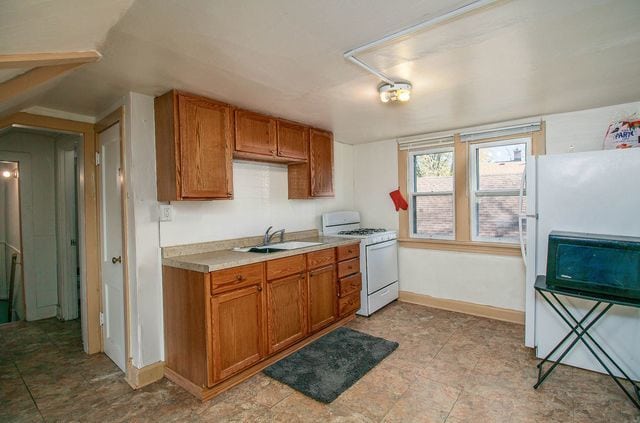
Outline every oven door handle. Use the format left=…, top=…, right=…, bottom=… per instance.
left=366, top=240, right=397, bottom=251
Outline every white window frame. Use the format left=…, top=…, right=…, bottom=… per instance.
left=408, top=146, right=455, bottom=240
left=469, top=137, right=531, bottom=244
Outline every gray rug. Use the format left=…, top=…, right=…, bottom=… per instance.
left=263, top=327, right=399, bottom=403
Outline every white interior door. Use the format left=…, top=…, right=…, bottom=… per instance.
left=98, top=124, right=126, bottom=371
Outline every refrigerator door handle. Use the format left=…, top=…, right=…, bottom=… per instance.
left=518, top=168, right=527, bottom=266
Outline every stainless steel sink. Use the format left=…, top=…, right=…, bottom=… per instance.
left=234, top=241, right=323, bottom=253
left=246, top=247, right=285, bottom=254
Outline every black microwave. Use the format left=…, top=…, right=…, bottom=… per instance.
left=546, top=231, right=640, bottom=300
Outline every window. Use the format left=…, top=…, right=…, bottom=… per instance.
left=399, top=121, right=545, bottom=256
left=469, top=138, right=529, bottom=243
left=409, top=148, right=455, bottom=239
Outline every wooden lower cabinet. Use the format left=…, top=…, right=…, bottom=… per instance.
left=267, top=272, right=307, bottom=354
left=308, top=264, right=337, bottom=333
left=209, top=285, right=264, bottom=383
left=162, top=242, right=362, bottom=401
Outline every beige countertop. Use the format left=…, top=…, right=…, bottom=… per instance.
left=162, top=235, right=360, bottom=273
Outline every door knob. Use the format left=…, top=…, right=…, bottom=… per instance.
left=112, top=256, right=122, bottom=264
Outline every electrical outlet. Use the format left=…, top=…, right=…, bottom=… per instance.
left=159, top=204, right=173, bottom=222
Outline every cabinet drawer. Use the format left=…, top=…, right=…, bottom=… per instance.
left=337, top=257, right=360, bottom=279
left=339, top=273, right=361, bottom=298
left=210, top=263, right=264, bottom=292
left=338, top=292, right=360, bottom=316
left=307, top=248, right=335, bottom=270
left=267, top=254, right=306, bottom=280
left=337, top=243, right=360, bottom=261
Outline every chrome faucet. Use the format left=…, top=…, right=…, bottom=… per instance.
left=263, top=226, right=285, bottom=245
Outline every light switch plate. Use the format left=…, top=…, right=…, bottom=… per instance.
left=159, top=204, right=174, bottom=222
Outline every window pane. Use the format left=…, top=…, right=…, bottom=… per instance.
left=475, top=195, right=525, bottom=241
left=414, top=151, right=454, bottom=193
left=477, top=143, right=526, bottom=190
left=414, top=194, right=454, bottom=238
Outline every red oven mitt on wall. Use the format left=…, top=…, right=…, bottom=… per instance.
left=389, top=189, right=408, bottom=211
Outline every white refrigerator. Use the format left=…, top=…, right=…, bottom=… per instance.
left=523, top=147, right=640, bottom=380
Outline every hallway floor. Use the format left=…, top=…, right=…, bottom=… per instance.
left=1, top=303, right=638, bottom=422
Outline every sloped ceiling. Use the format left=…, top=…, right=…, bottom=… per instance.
left=0, top=0, right=135, bottom=116
left=2, top=0, right=640, bottom=143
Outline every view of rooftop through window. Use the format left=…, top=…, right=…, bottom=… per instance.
left=412, top=150, right=454, bottom=238
left=473, top=141, right=527, bottom=242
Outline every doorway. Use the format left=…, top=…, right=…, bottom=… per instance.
left=0, top=160, right=22, bottom=324
left=0, top=128, right=82, bottom=326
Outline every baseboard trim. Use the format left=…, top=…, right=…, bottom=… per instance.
left=398, top=291, right=524, bottom=325
left=126, top=361, right=165, bottom=389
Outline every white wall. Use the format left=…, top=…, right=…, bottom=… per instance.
left=353, top=139, right=398, bottom=231
left=122, top=92, right=165, bottom=369
left=353, top=100, right=640, bottom=312
left=0, top=132, right=59, bottom=320
left=545, top=101, right=640, bottom=154
left=160, top=142, right=355, bottom=246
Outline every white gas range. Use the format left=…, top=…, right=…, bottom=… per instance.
left=322, top=211, right=399, bottom=316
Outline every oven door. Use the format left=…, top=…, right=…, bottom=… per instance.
left=366, top=239, right=398, bottom=294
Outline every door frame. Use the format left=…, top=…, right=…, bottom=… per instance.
left=95, top=107, right=131, bottom=374
left=0, top=112, right=102, bottom=353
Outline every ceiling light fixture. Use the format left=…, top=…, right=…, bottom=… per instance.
left=343, top=0, right=498, bottom=104
left=1, top=170, right=11, bottom=178
left=379, top=82, right=412, bottom=103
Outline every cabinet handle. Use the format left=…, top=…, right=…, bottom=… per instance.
left=235, top=275, right=245, bottom=281
left=257, top=285, right=263, bottom=292
left=299, top=272, right=305, bottom=280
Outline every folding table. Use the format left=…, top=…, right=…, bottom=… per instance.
left=534, top=275, right=640, bottom=410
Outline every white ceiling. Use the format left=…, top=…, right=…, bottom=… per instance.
left=2, top=0, right=640, bottom=143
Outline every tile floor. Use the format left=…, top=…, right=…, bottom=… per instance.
left=1, top=301, right=638, bottom=422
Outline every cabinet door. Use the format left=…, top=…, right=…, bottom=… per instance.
left=277, top=120, right=308, bottom=160
left=235, top=110, right=277, bottom=156
left=267, top=272, right=307, bottom=354
left=178, top=94, right=233, bottom=199
left=308, top=264, right=337, bottom=333
left=210, top=285, right=264, bottom=382
left=309, top=129, right=334, bottom=197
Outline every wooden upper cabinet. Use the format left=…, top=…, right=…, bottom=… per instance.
left=209, top=284, right=264, bottom=383
left=276, top=120, right=308, bottom=160
left=234, top=109, right=277, bottom=157
left=309, top=129, right=334, bottom=197
left=154, top=90, right=233, bottom=201
left=288, top=128, right=334, bottom=199
left=266, top=273, right=307, bottom=354
left=307, top=264, right=337, bottom=333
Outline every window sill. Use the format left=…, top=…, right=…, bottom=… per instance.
left=398, top=237, right=522, bottom=257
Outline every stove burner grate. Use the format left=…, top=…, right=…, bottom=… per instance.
left=337, top=228, right=387, bottom=236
